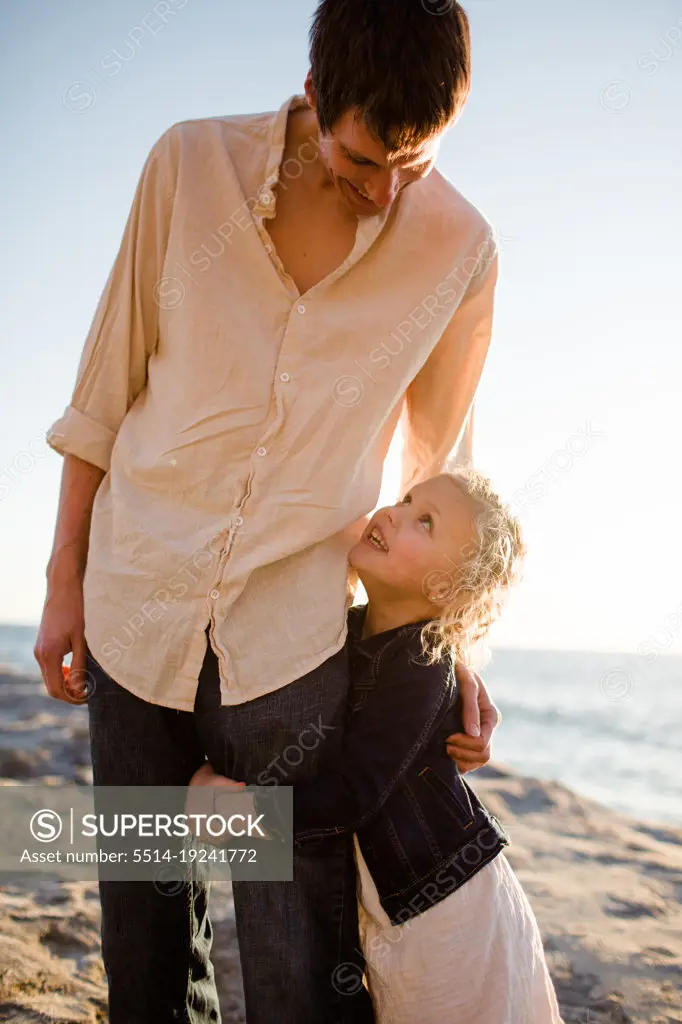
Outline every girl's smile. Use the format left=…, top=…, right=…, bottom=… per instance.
left=363, top=522, right=389, bottom=553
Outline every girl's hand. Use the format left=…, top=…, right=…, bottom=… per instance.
left=446, top=666, right=501, bottom=773
left=185, top=762, right=250, bottom=843
left=188, top=762, right=246, bottom=790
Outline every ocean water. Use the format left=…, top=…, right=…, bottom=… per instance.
left=1, top=624, right=680, bottom=826
left=484, top=647, right=681, bottom=827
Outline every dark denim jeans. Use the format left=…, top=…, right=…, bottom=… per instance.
left=86, top=628, right=374, bottom=1024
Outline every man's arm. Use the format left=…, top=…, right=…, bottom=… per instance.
left=35, top=455, right=104, bottom=701
left=45, top=124, right=179, bottom=472
left=398, top=236, right=501, bottom=766
left=449, top=665, right=501, bottom=771
left=399, top=238, right=498, bottom=496
left=36, top=126, right=179, bottom=699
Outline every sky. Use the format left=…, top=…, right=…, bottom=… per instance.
left=1, top=0, right=680, bottom=654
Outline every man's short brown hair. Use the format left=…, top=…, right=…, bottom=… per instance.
left=309, top=0, right=471, bottom=153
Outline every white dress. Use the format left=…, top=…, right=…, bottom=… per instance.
left=353, top=836, right=564, bottom=1024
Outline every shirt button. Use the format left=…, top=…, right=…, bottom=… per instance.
left=210, top=589, right=220, bottom=600
left=279, top=373, right=290, bottom=382
left=297, top=304, right=306, bottom=314
left=256, top=446, right=267, bottom=457
left=234, top=515, right=244, bottom=526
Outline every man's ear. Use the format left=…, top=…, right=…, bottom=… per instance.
left=303, top=70, right=317, bottom=111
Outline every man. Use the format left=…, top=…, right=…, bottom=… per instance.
left=35, top=0, right=501, bottom=1020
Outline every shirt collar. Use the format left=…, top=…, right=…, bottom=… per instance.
left=251, top=93, right=308, bottom=219
left=346, top=603, right=432, bottom=654
left=252, top=93, right=393, bottom=236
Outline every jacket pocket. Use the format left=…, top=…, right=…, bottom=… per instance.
left=417, top=766, right=476, bottom=830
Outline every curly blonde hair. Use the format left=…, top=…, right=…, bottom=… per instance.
left=417, top=466, right=526, bottom=669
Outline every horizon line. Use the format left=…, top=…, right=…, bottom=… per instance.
left=1, top=620, right=681, bottom=662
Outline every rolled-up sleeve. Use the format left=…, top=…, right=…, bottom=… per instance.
left=399, top=236, right=498, bottom=495
left=46, top=126, right=179, bottom=472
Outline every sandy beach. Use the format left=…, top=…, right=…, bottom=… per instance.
left=1, top=667, right=680, bottom=1023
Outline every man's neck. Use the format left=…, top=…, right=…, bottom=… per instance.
left=283, top=104, right=332, bottom=197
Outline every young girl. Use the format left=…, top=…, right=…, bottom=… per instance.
left=190, top=466, right=564, bottom=1024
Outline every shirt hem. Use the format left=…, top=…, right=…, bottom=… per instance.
left=85, top=621, right=350, bottom=711
left=216, top=627, right=349, bottom=706
left=85, top=627, right=197, bottom=712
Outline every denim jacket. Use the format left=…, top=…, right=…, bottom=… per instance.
left=266, top=603, right=510, bottom=926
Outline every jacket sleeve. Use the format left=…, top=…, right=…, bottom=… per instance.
left=282, top=644, right=455, bottom=844
left=399, top=237, right=498, bottom=495
left=45, top=125, right=180, bottom=473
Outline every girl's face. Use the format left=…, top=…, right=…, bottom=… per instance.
left=349, top=475, right=477, bottom=615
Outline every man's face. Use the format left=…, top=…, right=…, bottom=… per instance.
left=304, top=74, right=446, bottom=216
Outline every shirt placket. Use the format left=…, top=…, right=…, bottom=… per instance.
left=251, top=94, right=393, bottom=298
left=201, top=99, right=297, bottom=663
left=251, top=94, right=299, bottom=296
left=207, top=97, right=393, bottom=698
left=203, top=315, right=299, bottom=687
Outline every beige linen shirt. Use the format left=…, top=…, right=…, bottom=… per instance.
left=46, top=92, right=498, bottom=710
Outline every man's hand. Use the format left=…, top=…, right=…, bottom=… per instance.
left=36, top=455, right=105, bottom=703
left=446, top=664, right=501, bottom=773
left=34, top=572, right=91, bottom=704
